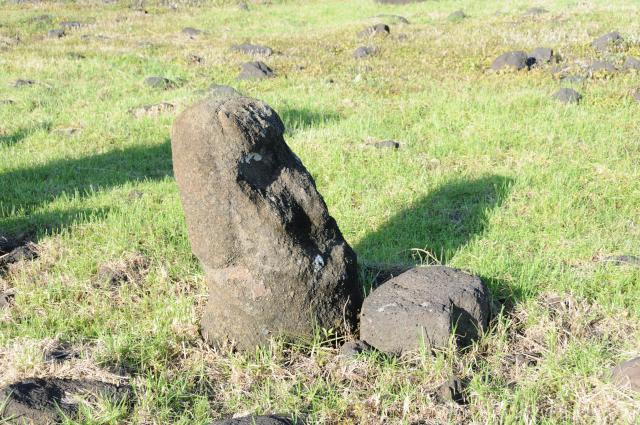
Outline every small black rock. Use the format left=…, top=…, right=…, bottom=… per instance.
left=524, top=7, right=548, bottom=15
left=353, top=45, right=378, bottom=59
left=237, top=61, right=273, bottom=80
left=339, top=340, right=372, bottom=357
left=589, top=60, right=617, bottom=74
left=144, top=76, right=176, bottom=89
left=491, top=51, right=530, bottom=71
left=359, top=23, right=390, bottom=37
left=591, top=31, right=623, bottom=52
left=47, top=29, right=65, bottom=38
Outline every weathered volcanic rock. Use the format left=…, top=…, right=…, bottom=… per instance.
left=612, top=357, right=640, bottom=391
left=491, top=51, right=531, bottom=71
left=212, top=416, right=300, bottom=425
left=359, top=24, right=390, bottom=38
left=171, top=97, right=362, bottom=350
left=588, top=60, right=617, bottom=74
left=591, top=31, right=623, bottom=52
left=553, top=88, right=582, bottom=104
left=231, top=43, right=273, bottom=57
left=447, top=10, right=467, bottom=22
left=623, top=56, right=640, bottom=70
left=238, top=61, right=273, bottom=80
left=339, top=340, right=372, bottom=357
left=144, top=76, right=176, bottom=89
left=60, top=21, right=81, bottom=29
left=360, top=266, right=491, bottom=354
left=47, top=29, right=65, bottom=38
left=207, top=84, right=241, bottom=98
left=353, top=45, right=378, bottom=59
left=182, top=27, right=202, bottom=38
left=529, top=47, right=554, bottom=65
left=0, top=378, right=129, bottom=424
left=436, top=376, right=466, bottom=404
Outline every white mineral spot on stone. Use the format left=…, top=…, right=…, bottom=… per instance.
left=243, top=152, right=262, bottom=163
left=313, top=254, right=325, bottom=272
left=377, top=302, right=397, bottom=312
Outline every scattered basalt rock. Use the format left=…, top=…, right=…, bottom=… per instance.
left=182, top=27, right=202, bottom=38
left=623, top=56, right=640, bottom=70
left=366, top=139, right=400, bottom=150
left=129, top=102, right=175, bottom=117
left=559, top=74, right=585, bottom=84
left=591, top=31, right=622, bottom=53
left=0, top=242, right=38, bottom=272
left=60, top=21, right=81, bottom=29
left=632, top=89, right=640, bottom=103
left=238, top=61, right=274, bottom=80
left=10, top=79, right=35, bottom=88
left=524, top=7, right=548, bottom=15
left=612, top=357, right=640, bottom=391
left=144, top=76, right=176, bottom=89
left=601, top=255, right=640, bottom=266
left=360, top=266, right=491, bottom=355
left=359, top=23, right=390, bottom=38
left=588, top=60, right=617, bottom=74
left=339, top=340, right=372, bottom=357
left=553, top=88, right=582, bottom=104
left=0, top=378, right=130, bottom=424
left=231, top=43, right=273, bottom=57
left=353, top=45, right=378, bottom=59
left=212, top=415, right=300, bottom=425
left=447, top=10, right=467, bottom=22
left=435, top=376, right=467, bottom=404
left=529, top=47, right=554, bottom=65
left=0, top=289, right=15, bottom=309
left=491, top=51, right=531, bottom=71
left=47, top=29, right=65, bottom=38
left=374, top=14, right=409, bottom=24
left=207, top=84, right=241, bottom=98
left=171, top=97, right=362, bottom=350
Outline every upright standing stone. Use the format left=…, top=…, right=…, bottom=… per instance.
left=171, top=97, right=362, bottom=350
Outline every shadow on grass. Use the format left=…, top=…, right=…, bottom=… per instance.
left=356, top=175, right=513, bottom=289
left=0, top=122, right=52, bottom=147
left=279, top=107, right=341, bottom=135
left=0, top=140, right=172, bottom=249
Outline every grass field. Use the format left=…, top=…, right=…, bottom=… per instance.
left=1, top=0, right=640, bottom=423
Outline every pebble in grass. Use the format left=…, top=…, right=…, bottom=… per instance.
left=353, top=45, right=378, bottom=59
left=144, top=76, right=176, bottom=89
left=359, top=23, right=390, bottom=38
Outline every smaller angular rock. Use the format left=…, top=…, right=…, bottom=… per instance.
left=491, top=51, right=530, bottom=71
left=588, top=60, right=617, bottom=74
left=623, top=56, right=640, bottom=70
left=339, top=340, right=372, bottom=357
left=359, top=23, right=390, bottom=38
left=207, top=84, right=241, bottom=98
left=353, top=45, right=378, bottom=59
left=212, top=416, right=300, bottom=425
left=360, top=266, right=491, bottom=355
left=602, top=255, right=640, bottom=266
left=0, top=289, right=15, bottom=309
left=367, top=139, right=400, bottom=150
left=60, top=21, right=81, bottom=29
left=529, top=47, right=554, bottom=65
left=231, top=43, right=273, bottom=57
left=553, top=88, right=582, bottom=104
left=182, top=27, right=202, bottom=38
left=10, top=79, right=35, bottom=88
left=47, top=29, right=65, bottom=38
left=144, top=76, right=176, bottom=89
left=447, top=10, right=467, bottom=22
left=436, top=376, right=466, bottom=404
left=612, top=357, right=640, bottom=391
left=238, top=61, right=274, bottom=80
left=591, top=31, right=623, bottom=52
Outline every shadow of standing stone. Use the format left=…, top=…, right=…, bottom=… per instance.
left=171, top=97, right=362, bottom=350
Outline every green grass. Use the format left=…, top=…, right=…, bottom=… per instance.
left=1, top=0, right=639, bottom=423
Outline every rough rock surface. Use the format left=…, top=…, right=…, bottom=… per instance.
left=623, top=56, right=640, bottom=70
left=359, top=24, right=390, bottom=38
left=553, top=88, right=582, bottom=104
left=144, top=76, right=176, bottom=89
left=491, top=51, right=530, bottom=71
left=360, top=266, right=491, bottom=354
left=231, top=43, right=273, bottom=57
left=339, top=340, right=372, bottom=357
left=0, top=378, right=129, bottom=424
left=208, top=84, right=241, bottom=98
left=529, top=47, right=554, bottom=65
left=353, top=46, right=377, bottom=59
left=589, top=60, right=617, bottom=74
left=612, top=357, right=640, bottom=391
left=47, top=29, right=65, bottom=38
left=591, top=31, right=622, bottom=52
left=171, top=97, right=362, bottom=350
left=212, top=416, right=300, bottom=425
left=238, top=61, right=273, bottom=80
left=182, top=27, right=202, bottom=38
